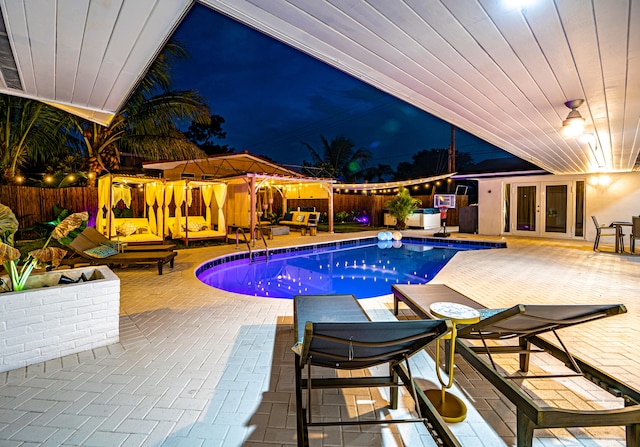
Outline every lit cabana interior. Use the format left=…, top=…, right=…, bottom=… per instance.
left=164, top=179, right=227, bottom=246
left=143, top=153, right=336, bottom=240
left=224, top=173, right=335, bottom=239
left=96, top=174, right=166, bottom=244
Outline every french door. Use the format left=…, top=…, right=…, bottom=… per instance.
left=509, top=182, right=574, bottom=238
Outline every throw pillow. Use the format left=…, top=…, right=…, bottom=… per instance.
left=283, top=212, right=293, bottom=221
left=84, top=246, right=118, bottom=258
left=188, top=221, right=203, bottom=232
left=296, top=214, right=305, bottom=222
left=116, top=221, right=137, bottom=236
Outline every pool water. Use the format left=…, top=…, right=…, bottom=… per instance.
left=197, top=238, right=497, bottom=299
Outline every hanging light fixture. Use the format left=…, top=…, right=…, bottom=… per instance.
left=562, top=99, right=585, bottom=137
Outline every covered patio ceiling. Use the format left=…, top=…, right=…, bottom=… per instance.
left=0, top=1, right=637, bottom=175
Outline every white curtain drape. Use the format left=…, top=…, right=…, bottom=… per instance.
left=96, top=176, right=111, bottom=236
left=187, top=187, right=193, bottom=207
left=112, top=185, right=132, bottom=208
left=201, top=185, right=214, bottom=226
left=172, top=181, right=186, bottom=237
left=164, top=183, right=174, bottom=236
left=155, top=182, right=164, bottom=237
left=145, top=183, right=158, bottom=235
left=212, top=184, right=227, bottom=231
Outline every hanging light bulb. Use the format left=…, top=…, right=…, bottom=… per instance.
left=562, top=99, right=585, bottom=138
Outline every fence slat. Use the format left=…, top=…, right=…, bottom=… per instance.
left=0, top=186, right=468, bottom=238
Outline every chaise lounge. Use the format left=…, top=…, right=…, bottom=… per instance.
left=59, top=228, right=177, bottom=275
left=392, top=283, right=640, bottom=447
left=293, top=294, right=457, bottom=447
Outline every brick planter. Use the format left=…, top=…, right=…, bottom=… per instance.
left=0, top=266, right=120, bottom=373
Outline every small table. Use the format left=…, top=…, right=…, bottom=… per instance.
left=266, top=225, right=289, bottom=239
left=611, top=221, right=631, bottom=253
left=425, top=301, right=480, bottom=423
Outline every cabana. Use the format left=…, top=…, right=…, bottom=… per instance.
left=144, top=153, right=335, bottom=240
left=96, top=174, right=165, bottom=244
left=165, top=179, right=227, bottom=246
left=225, top=173, right=333, bottom=239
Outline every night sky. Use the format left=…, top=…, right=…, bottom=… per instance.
left=170, top=4, right=511, bottom=171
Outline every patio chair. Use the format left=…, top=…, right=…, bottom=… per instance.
left=80, top=227, right=175, bottom=252
left=293, top=294, right=455, bottom=447
left=456, top=303, right=626, bottom=373
left=392, top=284, right=638, bottom=447
left=630, top=216, right=640, bottom=254
left=591, top=215, right=619, bottom=251
left=59, top=228, right=177, bottom=275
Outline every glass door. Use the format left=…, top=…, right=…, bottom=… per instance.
left=513, top=184, right=539, bottom=234
left=543, top=184, right=567, bottom=235
left=508, top=181, right=575, bottom=238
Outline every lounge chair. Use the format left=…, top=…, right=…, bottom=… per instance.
left=59, top=228, right=177, bottom=275
left=79, top=227, right=175, bottom=252
left=392, top=284, right=640, bottom=447
left=293, top=294, right=456, bottom=447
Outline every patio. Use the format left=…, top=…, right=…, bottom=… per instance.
left=0, top=229, right=638, bottom=446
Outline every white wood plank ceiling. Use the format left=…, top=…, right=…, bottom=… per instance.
left=0, top=0, right=637, bottom=175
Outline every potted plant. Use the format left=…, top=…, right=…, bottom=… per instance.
left=0, top=203, right=121, bottom=373
left=0, top=203, right=88, bottom=291
left=385, top=186, right=421, bottom=230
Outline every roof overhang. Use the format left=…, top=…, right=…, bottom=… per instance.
left=0, top=1, right=637, bottom=175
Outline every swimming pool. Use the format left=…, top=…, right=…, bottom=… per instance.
left=196, top=237, right=505, bottom=299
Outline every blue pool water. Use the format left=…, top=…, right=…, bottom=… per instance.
left=196, top=237, right=504, bottom=299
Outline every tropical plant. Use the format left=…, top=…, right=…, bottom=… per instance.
left=70, top=39, right=210, bottom=176
left=362, top=164, right=394, bottom=182
left=0, top=203, right=88, bottom=291
left=184, top=114, right=234, bottom=155
left=0, top=95, right=68, bottom=183
left=302, top=135, right=372, bottom=181
left=393, top=149, right=473, bottom=181
left=385, top=186, right=421, bottom=230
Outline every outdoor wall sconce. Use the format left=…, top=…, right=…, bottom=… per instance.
left=562, top=99, right=585, bottom=137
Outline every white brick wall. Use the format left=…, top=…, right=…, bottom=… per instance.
left=0, top=266, right=120, bottom=373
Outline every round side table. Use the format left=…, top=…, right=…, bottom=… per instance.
left=426, top=301, right=480, bottom=423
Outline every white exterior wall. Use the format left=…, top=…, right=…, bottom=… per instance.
left=0, top=267, right=120, bottom=373
left=477, top=172, right=640, bottom=241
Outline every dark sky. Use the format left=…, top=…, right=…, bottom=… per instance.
left=170, top=4, right=512, bottom=171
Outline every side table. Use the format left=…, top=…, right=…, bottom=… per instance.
left=426, top=301, right=480, bottom=423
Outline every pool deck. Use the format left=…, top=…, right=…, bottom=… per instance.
left=0, top=229, right=638, bottom=446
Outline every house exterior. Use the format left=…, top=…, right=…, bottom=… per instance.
left=467, top=171, right=640, bottom=243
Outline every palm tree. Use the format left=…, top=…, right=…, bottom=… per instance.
left=72, top=39, right=210, bottom=175
left=302, top=135, right=372, bottom=181
left=385, top=186, right=421, bottom=230
left=362, top=163, right=394, bottom=182
left=0, top=96, right=68, bottom=183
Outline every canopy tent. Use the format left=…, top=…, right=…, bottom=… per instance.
left=225, top=173, right=334, bottom=239
left=144, top=153, right=335, bottom=239
left=165, top=179, right=227, bottom=246
left=143, top=152, right=304, bottom=180
left=97, top=174, right=165, bottom=243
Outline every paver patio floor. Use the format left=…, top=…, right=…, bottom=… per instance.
left=0, top=229, right=638, bottom=446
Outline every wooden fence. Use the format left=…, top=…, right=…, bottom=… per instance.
left=0, top=186, right=467, bottom=236
left=288, top=194, right=468, bottom=227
